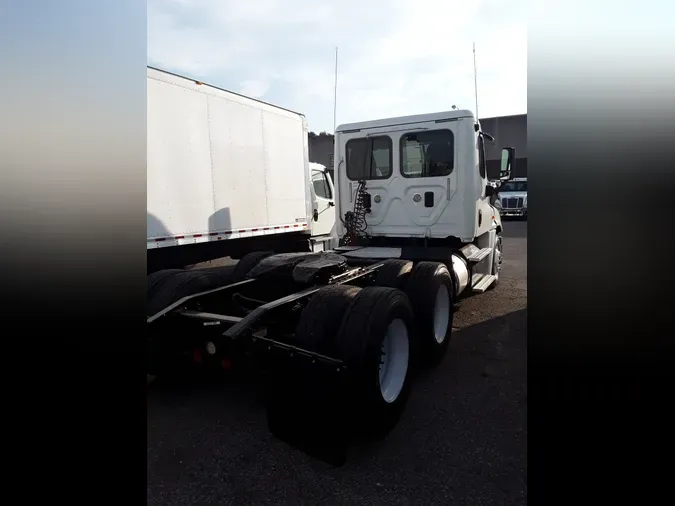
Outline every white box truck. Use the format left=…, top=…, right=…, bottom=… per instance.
left=147, top=67, right=336, bottom=277
left=147, top=98, right=516, bottom=463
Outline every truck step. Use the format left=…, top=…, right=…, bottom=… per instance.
left=465, top=247, right=492, bottom=263
left=471, top=274, right=496, bottom=293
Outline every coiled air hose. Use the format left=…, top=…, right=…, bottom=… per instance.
left=339, top=180, right=370, bottom=247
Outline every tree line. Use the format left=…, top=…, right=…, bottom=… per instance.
left=308, top=131, right=334, bottom=139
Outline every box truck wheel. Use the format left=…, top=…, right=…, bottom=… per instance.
left=148, top=269, right=183, bottom=302
left=147, top=270, right=211, bottom=317
left=294, top=284, right=362, bottom=355
left=231, top=251, right=273, bottom=282
left=373, top=259, right=414, bottom=289
left=334, top=286, right=415, bottom=439
left=405, top=262, right=455, bottom=367
left=147, top=270, right=210, bottom=379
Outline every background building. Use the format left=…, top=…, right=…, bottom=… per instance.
left=308, top=113, right=527, bottom=181
left=478, top=113, right=527, bottom=179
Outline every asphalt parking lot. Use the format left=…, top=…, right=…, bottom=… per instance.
left=147, top=220, right=527, bottom=505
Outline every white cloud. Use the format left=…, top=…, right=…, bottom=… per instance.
left=148, top=0, right=527, bottom=132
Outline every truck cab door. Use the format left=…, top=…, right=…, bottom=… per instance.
left=476, top=131, right=496, bottom=236
left=310, top=169, right=336, bottom=237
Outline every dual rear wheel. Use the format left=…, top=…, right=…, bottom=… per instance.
left=368, top=258, right=454, bottom=366
left=283, top=260, right=455, bottom=440
left=148, top=254, right=456, bottom=440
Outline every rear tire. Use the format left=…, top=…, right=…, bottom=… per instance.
left=147, top=270, right=212, bottom=377
left=405, top=261, right=455, bottom=367
left=265, top=284, right=362, bottom=457
left=231, top=251, right=273, bottom=282
left=373, top=259, right=414, bottom=289
left=193, top=265, right=237, bottom=288
left=147, top=270, right=211, bottom=317
left=294, top=284, right=362, bottom=355
left=148, top=269, right=183, bottom=301
left=334, top=286, right=415, bottom=439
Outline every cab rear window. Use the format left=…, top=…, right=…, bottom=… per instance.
left=400, top=129, right=454, bottom=178
left=345, top=136, right=393, bottom=180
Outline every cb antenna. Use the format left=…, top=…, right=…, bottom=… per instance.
left=333, top=46, right=339, bottom=133
left=473, top=42, right=479, bottom=119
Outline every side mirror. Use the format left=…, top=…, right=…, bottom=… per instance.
left=500, top=147, right=515, bottom=181
left=486, top=185, right=496, bottom=198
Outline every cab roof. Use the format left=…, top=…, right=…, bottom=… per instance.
left=336, top=109, right=475, bottom=133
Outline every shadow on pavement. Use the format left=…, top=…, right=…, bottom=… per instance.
left=147, top=308, right=527, bottom=505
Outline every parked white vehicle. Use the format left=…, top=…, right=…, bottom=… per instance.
left=497, top=177, right=527, bottom=218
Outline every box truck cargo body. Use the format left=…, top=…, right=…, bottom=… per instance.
left=147, top=67, right=335, bottom=272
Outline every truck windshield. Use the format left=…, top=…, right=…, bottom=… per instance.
left=499, top=181, right=527, bottom=192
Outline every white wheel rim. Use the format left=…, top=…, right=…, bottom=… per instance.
left=378, top=318, right=409, bottom=404
left=433, top=285, right=450, bottom=344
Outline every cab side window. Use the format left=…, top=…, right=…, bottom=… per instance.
left=312, top=171, right=332, bottom=199
left=477, top=133, right=487, bottom=180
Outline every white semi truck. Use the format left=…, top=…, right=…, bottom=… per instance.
left=496, top=177, right=528, bottom=218
left=147, top=69, right=516, bottom=461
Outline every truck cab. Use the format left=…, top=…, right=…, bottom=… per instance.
left=496, top=177, right=527, bottom=219
left=308, top=162, right=337, bottom=247
left=334, top=110, right=512, bottom=245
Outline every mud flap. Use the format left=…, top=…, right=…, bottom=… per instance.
left=263, top=366, right=351, bottom=467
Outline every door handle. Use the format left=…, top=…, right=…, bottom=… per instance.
left=328, top=201, right=335, bottom=207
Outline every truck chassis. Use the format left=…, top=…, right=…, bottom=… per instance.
left=147, top=237, right=501, bottom=463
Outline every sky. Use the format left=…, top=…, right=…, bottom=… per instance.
left=148, top=0, right=527, bottom=133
